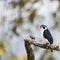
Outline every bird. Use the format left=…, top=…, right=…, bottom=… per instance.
left=40, top=25, right=53, bottom=52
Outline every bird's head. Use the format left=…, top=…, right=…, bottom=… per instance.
left=40, top=25, right=48, bottom=31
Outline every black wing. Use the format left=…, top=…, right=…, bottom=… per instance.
left=43, top=29, right=53, bottom=44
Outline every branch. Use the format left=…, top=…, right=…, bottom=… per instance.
left=24, top=39, right=35, bottom=60
left=24, top=39, right=60, bottom=51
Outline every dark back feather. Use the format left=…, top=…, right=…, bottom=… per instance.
left=43, top=29, right=53, bottom=44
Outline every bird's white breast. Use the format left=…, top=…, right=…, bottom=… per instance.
left=40, top=29, right=49, bottom=44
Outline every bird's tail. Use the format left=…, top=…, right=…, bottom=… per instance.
left=51, top=49, right=53, bottom=52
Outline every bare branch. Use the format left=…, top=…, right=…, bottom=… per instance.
left=24, top=39, right=60, bottom=51
left=24, top=39, right=35, bottom=60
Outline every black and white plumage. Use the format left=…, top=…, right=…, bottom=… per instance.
left=40, top=25, right=53, bottom=45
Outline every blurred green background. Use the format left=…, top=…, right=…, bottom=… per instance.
left=0, top=0, right=60, bottom=60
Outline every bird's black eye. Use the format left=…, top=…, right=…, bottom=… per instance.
left=43, top=27, right=45, bottom=29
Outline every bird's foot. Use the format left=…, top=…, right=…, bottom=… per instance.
left=45, top=43, right=50, bottom=46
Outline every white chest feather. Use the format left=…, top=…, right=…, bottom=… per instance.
left=40, top=29, right=49, bottom=44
